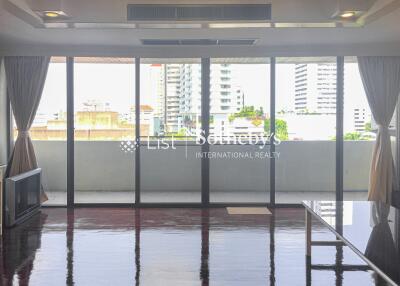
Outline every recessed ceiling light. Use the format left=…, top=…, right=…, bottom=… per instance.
left=44, top=11, right=60, bottom=18
left=340, top=12, right=355, bottom=18
left=37, top=10, right=69, bottom=20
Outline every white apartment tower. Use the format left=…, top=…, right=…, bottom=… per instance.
left=353, top=108, right=370, bottom=132
left=179, top=64, right=202, bottom=132
left=152, top=63, right=244, bottom=135
left=178, top=63, right=243, bottom=134
left=150, top=64, right=181, bottom=133
left=150, top=64, right=165, bottom=120
left=294, top=63, right=337, bottom=114
left=164, top=64, right=181, bottom=133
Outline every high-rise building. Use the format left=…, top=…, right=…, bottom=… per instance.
left=150, top=64, right=165, bottom=121
left=352, top=107, right=370, bottom=132
left=150, top=64, right=181, bottom=134
left=165, top=64, right=181, bottom=133
left=150, top=63, right=243, bottom=135
left=178, top=63, right=244, bottom=134
left=179, top=64, right=202, bottom=133
left=294, top=63, right=337, bottom=114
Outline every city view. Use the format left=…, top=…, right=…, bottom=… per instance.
left=22, top=58, right=381, bottom=142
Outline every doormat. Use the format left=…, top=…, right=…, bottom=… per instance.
left=226, top=207, right=271, bottom=215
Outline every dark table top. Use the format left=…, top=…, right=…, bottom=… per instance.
left=303, top=200, right=400, bottom=286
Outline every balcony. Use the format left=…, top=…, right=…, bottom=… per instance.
left=33, top=140, right=376, bottom=205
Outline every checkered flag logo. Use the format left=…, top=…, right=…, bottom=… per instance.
left=120, top=140, right=139, bottom=153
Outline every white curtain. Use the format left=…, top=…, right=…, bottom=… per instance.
left=0, top=58, right=7, bottom=166
left=4, top=56, right=50, bottom=202
left=358, top=56, right=400, bottom=203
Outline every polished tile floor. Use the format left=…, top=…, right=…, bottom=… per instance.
left=44, top=190, right=367, bottom=205
left=0, top=208, right=383, bottom=285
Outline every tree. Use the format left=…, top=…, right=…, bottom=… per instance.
left=264, top=118, right=289, bottom=141
left=344, top=132, right=363, bottom=140
left=365, top=121, right=372, bottom=132
left=228, top=106, right=289, bottom=139
left=229, top=105, right=263, bottom=121
left=331, top=131, right=374, bottom=141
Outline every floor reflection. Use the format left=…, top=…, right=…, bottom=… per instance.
left=1, top=213, right=48, bottom=286
left=0, top=207, right=380, bottom=285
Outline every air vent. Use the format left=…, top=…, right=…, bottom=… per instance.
left=141, top=39, right=257, bottom=46
left=128, top=4, right=271, bottom=21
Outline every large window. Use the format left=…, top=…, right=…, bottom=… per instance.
left=74, top=57, right=135, bottom=203
left=31, top=57, right=67, bottom=205
left=209, top=58, right=271, bottom=203
left=10, top=55, right=396, bottom=205
left=276, top=57, right=337, bottom=203
left=140, top=59, right=202, bottom=203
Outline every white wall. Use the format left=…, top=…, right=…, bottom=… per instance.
left=33, top=140, right=376, bottom=193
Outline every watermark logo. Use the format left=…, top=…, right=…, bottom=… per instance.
left=195, top=151, right=280, bottom=159
left=120, top=129, right=281, bottom=159
left=120, top=139, right=139, bottom=153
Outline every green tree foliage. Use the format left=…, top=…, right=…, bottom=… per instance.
left=344, top=132, right=363, bottom=140
left=229, top=105, right=289, bottom=140
left=229, top=106, right=263, bottom=121
left=331, top=131, right=374, bottom=141
left=264, top=118, right=289, bottom=141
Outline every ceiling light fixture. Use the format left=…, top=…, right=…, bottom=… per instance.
left=330, top=0, right=374, bottom=21
left=44, top=11, right=60, bottom=18
left=340, top=11, right=355, bottom=18
left=37, top=10, right=69, bottom=20
left=31, top=0, right=71, bottom=20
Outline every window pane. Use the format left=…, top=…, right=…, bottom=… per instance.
left=140, top=59, right=201, bottom=203
left=276, top=57, right=337, bottom=203
left=31, top=57, right=67, bottom=205
left=74, top=57, right=135, bottom=203
left=209, top=58, right=271, bottom=203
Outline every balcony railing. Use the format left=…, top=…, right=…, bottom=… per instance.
left=33, top=140, right=377, bottom=202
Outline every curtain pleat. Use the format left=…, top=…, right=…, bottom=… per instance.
left=357, top=56, right=400, bottom=204
left=4, top=56, right=50, bottom=202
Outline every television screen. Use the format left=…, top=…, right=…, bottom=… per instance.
left=14, top=172, right=41, bottom=220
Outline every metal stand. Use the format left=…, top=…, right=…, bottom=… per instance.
left=305, top=209, right=370, bottom=285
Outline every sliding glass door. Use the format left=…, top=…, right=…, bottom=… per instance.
left=139, top=59, right=202, bottom=203
left=32, top=57, right=67, bottom=205
left=74, top=57, right=135, bottom=203
left=209, top=58, right=271, bottom=203
left=275, top=57, right=337, bottom=203
left=27, top=55, right=383, bottom=205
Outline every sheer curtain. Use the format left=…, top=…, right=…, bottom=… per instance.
left=4, top=56, right=50, bottom=201
left=357, top=56, right=400, bottom=203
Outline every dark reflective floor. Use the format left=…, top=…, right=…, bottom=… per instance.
left=0, top=208, right=383, bottom=285
left=304, top=201, right=400, bottom=285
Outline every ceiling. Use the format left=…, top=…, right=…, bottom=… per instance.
left=0, top=0, right=400, bottom=57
